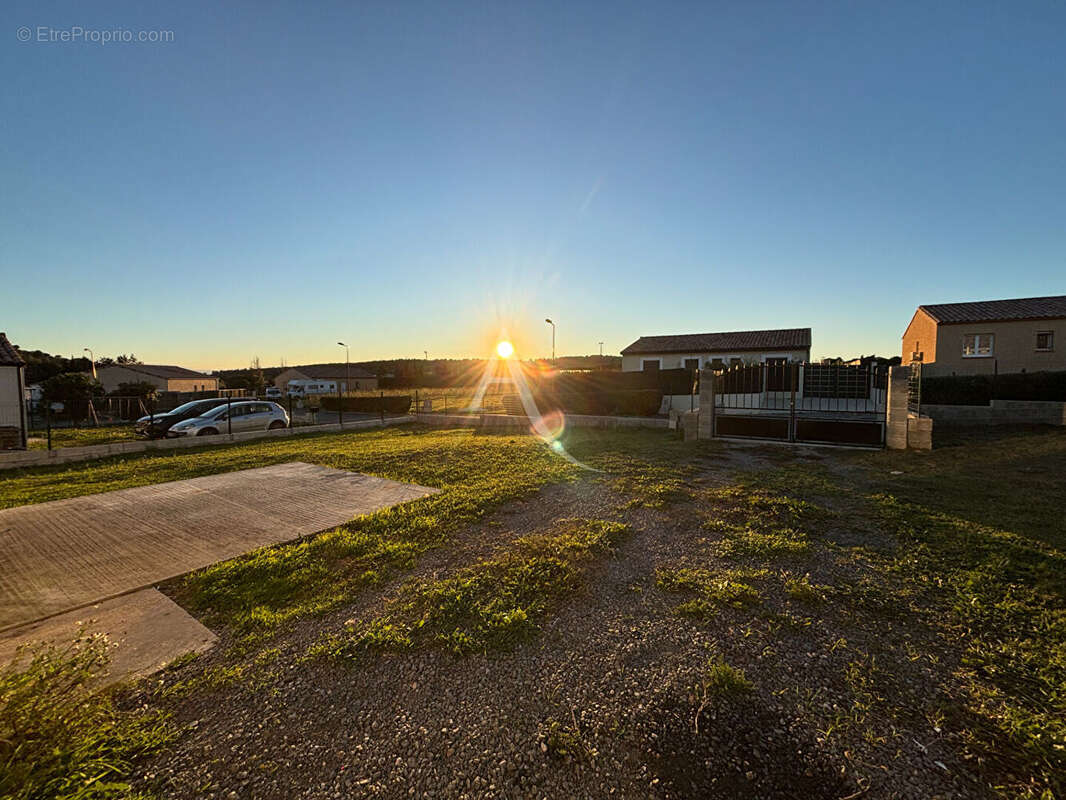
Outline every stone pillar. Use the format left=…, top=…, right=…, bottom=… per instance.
left=885, top=366, right=909, bottom=450
left=680, top=410, right=700, bottom=441
left=697, top=368, right=715, bottom=439
left=907, top=415, right=933, bottom=450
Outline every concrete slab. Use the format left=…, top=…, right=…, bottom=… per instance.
left=0, top=462, right=439, bottom=630
left=0, top=588, right=217, bottom=683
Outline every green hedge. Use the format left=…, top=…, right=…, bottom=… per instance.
left=921, top=370, right=1066, bottom=406
left=319, top=395, right=411, bottom=413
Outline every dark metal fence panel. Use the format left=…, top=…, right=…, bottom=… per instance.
left=711, top=362, right=887, bottom=447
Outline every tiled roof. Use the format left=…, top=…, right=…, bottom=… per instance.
left=621, top=328, right=812, bottom=355
left=920, top=295, right=1066, bottom=324
left=0, top=332, right=24, bottom=367
left=292, top=363, right=376, bottom=380
left=102, top=364, right=213, bottom=380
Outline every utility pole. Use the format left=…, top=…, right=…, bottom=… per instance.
left=599, top=342, right=604, bottom=357
left=545, top=318, right=555, bottom=362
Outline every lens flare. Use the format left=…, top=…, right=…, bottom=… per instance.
left=465, top=340, right=596, bottom=471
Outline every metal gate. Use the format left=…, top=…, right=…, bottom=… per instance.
left=710, top=363, right=887, bottom=447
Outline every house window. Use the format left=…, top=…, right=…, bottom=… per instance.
left=684, top=358, right=700, bottom=372
left=1036, top=331, right=1054, bottom=351
left=962, top=333, right=994, bottom=357
left=641, top=359, right=660, bottom=372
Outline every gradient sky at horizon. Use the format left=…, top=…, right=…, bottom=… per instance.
left=3, top=1, right=1065, bottom=370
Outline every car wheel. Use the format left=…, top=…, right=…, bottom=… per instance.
left=197, top=428, right=218, bottom=437
left=268, top=420, right=286, bottom=430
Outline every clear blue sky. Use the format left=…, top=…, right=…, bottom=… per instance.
left=3, top=1, right=1065, bottom=369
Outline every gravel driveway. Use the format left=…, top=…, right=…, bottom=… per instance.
left=128, top=446, right=989, bottom=800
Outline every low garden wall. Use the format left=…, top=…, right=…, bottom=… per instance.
left=922, top=400, right=1066, bottom=426
left=413, top=413, right=669, bottom=431
left=0, top=416, right=416, bottom=471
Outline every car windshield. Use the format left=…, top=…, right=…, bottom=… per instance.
left=164, top=400, right=205, bottom=416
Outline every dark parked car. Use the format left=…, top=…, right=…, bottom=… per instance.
left=133, top=398, right=229, bottom=439
left=166, top=401, right=289, bottom=437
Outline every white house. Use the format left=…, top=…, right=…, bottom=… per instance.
left=0, top=332, right=28, bottom=450
left=620, top=328, right=812, bottom=372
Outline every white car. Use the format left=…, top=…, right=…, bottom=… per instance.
left=167, top=401, right=289, bottom=437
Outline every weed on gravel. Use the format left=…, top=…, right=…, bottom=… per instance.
left=0, top=634, right=174, bottom=800
left=319, top=518, right=629, bottom=659
left=655, top=566, right=765, bottom=613
left=699, top=485, right=824, bottom=559
left=697, top=657, right=753, bottom=699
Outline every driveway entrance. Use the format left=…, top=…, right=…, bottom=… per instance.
left=0, top=462, right=438, bottom=631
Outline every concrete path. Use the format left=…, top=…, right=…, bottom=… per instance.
left=0, top=588, right=217, bottom=684
left=0, top=462, right=438, bottom=631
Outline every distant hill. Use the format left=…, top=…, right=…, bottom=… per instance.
left=217, top=355, right=621, bottom=389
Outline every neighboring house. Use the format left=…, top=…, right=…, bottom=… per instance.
left=272, top=363, right=378, bottom=394
left=620, top=328, right=812, bottom=372
left=0, top=332, right=28, bottom=450
left=96, top=364, right=219, bottom=394
left=25, top=382, right=44, bottom=405
left=902, top=295, right=1066, bottom=376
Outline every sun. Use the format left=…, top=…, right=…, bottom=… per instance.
left=496, top=340, right=515, bottom=359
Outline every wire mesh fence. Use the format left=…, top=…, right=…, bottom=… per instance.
left=22, top=385, right=520, bottom=450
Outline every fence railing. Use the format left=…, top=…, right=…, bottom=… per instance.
left=907, top=362, right=922, bottom=416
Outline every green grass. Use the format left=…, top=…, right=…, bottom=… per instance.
left=26, top=425, right=137, bottom=450
left=700, top=485, right=822, bottom=558
left=174, top=429, right=584, bottom=638
left=871, top=427, right=1066, bottom=551
left=742, top=430, right=1066, bottom=799
left=869, top=493, right=1065, bottom=796
left=3, top=426, right=584, bottom=638
left=320, top=518, right=629, bottom=658
left=0, top=634, right=174, bottom=800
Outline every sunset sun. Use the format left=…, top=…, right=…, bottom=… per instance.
left=496, top=340, right=515, bottom=359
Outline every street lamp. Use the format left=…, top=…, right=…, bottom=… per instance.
left=337, top=342, right=349, bottom=427
left=337, top=342, right=350, bottom=393
left=544, top=318, right=555, bottom=361
left=83, top=348, right=97, bottom=380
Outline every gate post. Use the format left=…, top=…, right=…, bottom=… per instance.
left=885, top=366, right=909, bottom=449
left=788, top=363, right=797, bottom=442
left=697, top=368, right=715, bottom=439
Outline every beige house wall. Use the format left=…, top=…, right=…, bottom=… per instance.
left=622, top=349, right=809, bottom=372
left=901, top=308, right=938, bottom=364
left=97, top=366, right=217, bottom=393
left=98, top=365, right=166, bottom=393
left=924, top=318, right=1064, bottom=376
left=0, top=367, right=23, bottom=432
left=166, top=377, right=219, bottom=392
